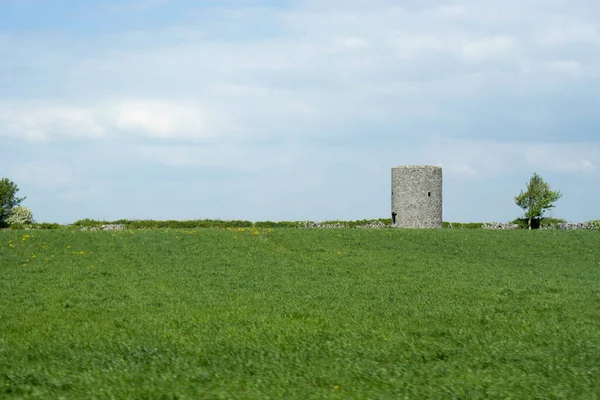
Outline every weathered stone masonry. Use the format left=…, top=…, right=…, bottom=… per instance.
left=391, top=165, right=443, bottom=228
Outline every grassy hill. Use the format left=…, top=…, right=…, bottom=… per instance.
left=1, top=228, right=599, bottom=398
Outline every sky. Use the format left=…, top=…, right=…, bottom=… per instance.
left=1, top=0, right=599, bottom=224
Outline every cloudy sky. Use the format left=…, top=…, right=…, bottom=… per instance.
left=1, top=0, right=599, bottom=224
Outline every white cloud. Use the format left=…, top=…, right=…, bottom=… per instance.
left=111, top=100, right=216, bottom=140
left=0, top=104, right=105, bottom=142
left=0, top=100, right=227, bottom=143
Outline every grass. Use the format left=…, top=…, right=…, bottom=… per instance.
left=1, top=228, right=599, bottom=399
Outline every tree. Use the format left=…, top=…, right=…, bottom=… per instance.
left=0, top=178, right=26, bottom=227
left=515, top=172, right=562, bottom=230
left=6, top=206, right=34, bottom=225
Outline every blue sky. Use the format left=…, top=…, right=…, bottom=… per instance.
left=1, top=0, right=599, bottom=224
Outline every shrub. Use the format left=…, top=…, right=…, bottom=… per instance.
left=5, top=206, right=34, bottom=225
left=34, top=222, right=63, bottom=230
left=9, top=223, right=34, bottom=230
left=72, top=219, right=107, bottom=228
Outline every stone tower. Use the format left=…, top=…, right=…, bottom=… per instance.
left=391, top=165, right=442, bottom=228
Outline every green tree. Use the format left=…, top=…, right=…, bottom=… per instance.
left=515, top=172, right=562, bottom=230
left=0, top=178, right=26, bottom=227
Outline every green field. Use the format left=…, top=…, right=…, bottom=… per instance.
left=1, top=228, right=599, bottom=399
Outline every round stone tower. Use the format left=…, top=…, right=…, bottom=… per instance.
left=391, top=165, right=442, bottom=228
